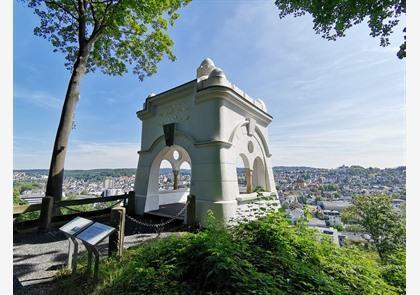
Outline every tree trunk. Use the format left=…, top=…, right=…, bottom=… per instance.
left=45, top=47, right=90, bottom=207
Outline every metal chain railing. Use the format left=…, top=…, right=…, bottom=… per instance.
left=125, top=198, right=190, bottom=233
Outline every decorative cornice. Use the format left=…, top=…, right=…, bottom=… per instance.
left=195, top=86, right=273, bottom=126
left=137, top=80, right=196, bottom=120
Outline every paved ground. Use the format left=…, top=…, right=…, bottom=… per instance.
left=13, top=214, right=185, bottom=294
left=148, top=202, right=186, bottom=220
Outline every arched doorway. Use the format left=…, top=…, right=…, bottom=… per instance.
left=144, top=145, right=192, bottom=212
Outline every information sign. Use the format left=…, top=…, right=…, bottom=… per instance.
left=76, top=222, right=115, bottom=246
left=59, top=217, right=94, bottom=236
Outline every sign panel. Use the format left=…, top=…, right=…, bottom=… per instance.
left=76, top=222, right=115, bottom=246
left=59, top=217, right=94, bottom=236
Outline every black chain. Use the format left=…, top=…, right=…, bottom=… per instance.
left=125, top=199, right=189, bottom=233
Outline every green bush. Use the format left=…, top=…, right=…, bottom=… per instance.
left=14, top=211, right=40, bottom=222
left=253, top=186, right=265, bottom=193
left=60, top=211, right=403, bottom=294
left=381, top=248, right=406, bottom=294
left=13, top=186, right=40, bottom=222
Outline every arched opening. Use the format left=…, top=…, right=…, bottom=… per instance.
left=252, top=156, right=266, bottom=191
left=237, top=153, right=252, bottom=194
left=179, top=161, right=191, bottom=190
left=158, top=160, right=174, bottom=191
left=145, top=145, right=192, bottom=212
left=237, top=157, right=247, bottom=194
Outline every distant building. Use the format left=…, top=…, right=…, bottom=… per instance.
left=287, top=208, right=305, bottom=224
left=338, top=232, right=370, bottom=247
left=104, top=178, right=115, bottom=189
left=101, top=188, right=124, bottom=197
left=320, top=200, right=351, bottom=212
left=307, top=217, right=326, bottom=228
left=323, top=210, right=342, bottom=226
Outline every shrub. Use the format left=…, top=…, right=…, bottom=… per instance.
left=13, top=187, right=40, bottom=222
left=381, top=248, right=406, bottom=294
left=59, top=211, right=403, bottom=294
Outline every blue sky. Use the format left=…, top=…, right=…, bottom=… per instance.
left=13, top=1, right=406, bottom=170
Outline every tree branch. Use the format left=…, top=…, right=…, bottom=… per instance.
left=87, top=0, right=120, bottom=44
left=89, top=1, right=98, bottom=27
left=77, top=0, right=87, bottom=46
left=71, top=0, right=78, bottom=13
left=45, top=1, right=78, bottom=21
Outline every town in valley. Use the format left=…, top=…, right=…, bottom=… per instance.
left=14, top=165, right=406, bottom=246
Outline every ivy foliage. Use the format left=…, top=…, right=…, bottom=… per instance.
left=22, top=0, right=191, bottom=80
left=274, top=0, right=406, bottom=59
left=60, top=211, right=404, bottom=294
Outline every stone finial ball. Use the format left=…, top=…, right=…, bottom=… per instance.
left=209, top=67, right=226, bottom=79
left=196, top=57, right=216, bottom=78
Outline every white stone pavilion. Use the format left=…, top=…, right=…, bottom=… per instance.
left=134, top=58, right=278, bottom=224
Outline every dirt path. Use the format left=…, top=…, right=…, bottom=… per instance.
left=13, top=216, right=184, bottom=294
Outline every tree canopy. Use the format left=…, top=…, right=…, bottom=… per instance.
left=342, top=194, right=405, bottom=259
left=26, top=0, right=190, bottom=80
left=22, top=0, right=190, bottom=203
left=274, top=0, right=406, bottom=58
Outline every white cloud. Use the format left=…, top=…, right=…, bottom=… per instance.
left=209, top=1, right=405, bottom=168
left=66, top=141, right=140, bottom=169
left=14, top=86, right=62, bottom=109
left=14, top=140, right=140, bottom=169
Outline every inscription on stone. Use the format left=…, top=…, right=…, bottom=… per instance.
left=158, top=101, right=190, bottom=124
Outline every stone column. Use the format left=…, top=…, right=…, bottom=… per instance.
left=246, top=168, right=253, bottom=193
left=173, top=169, right=179, bottom=190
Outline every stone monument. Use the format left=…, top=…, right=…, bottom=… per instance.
left=134, top=58, right=278, bottom=224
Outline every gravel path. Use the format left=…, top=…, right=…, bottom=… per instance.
left=13, top=214, right=185, bottom=294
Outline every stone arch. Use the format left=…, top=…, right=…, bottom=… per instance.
left=135, top=131, right=196, bottom=212
left=254, top=126, right=271, bottom=157
left=142, top=129, right=198, bottom=153
left=228, top=121, right=269, bottom=194
left=228, top=121, right=271, bottom=158
left=160, top=159, right=175, bottom=170
left=238, top=153, right=250, bottom=169
left=147, top=144, right=191, bottom=179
